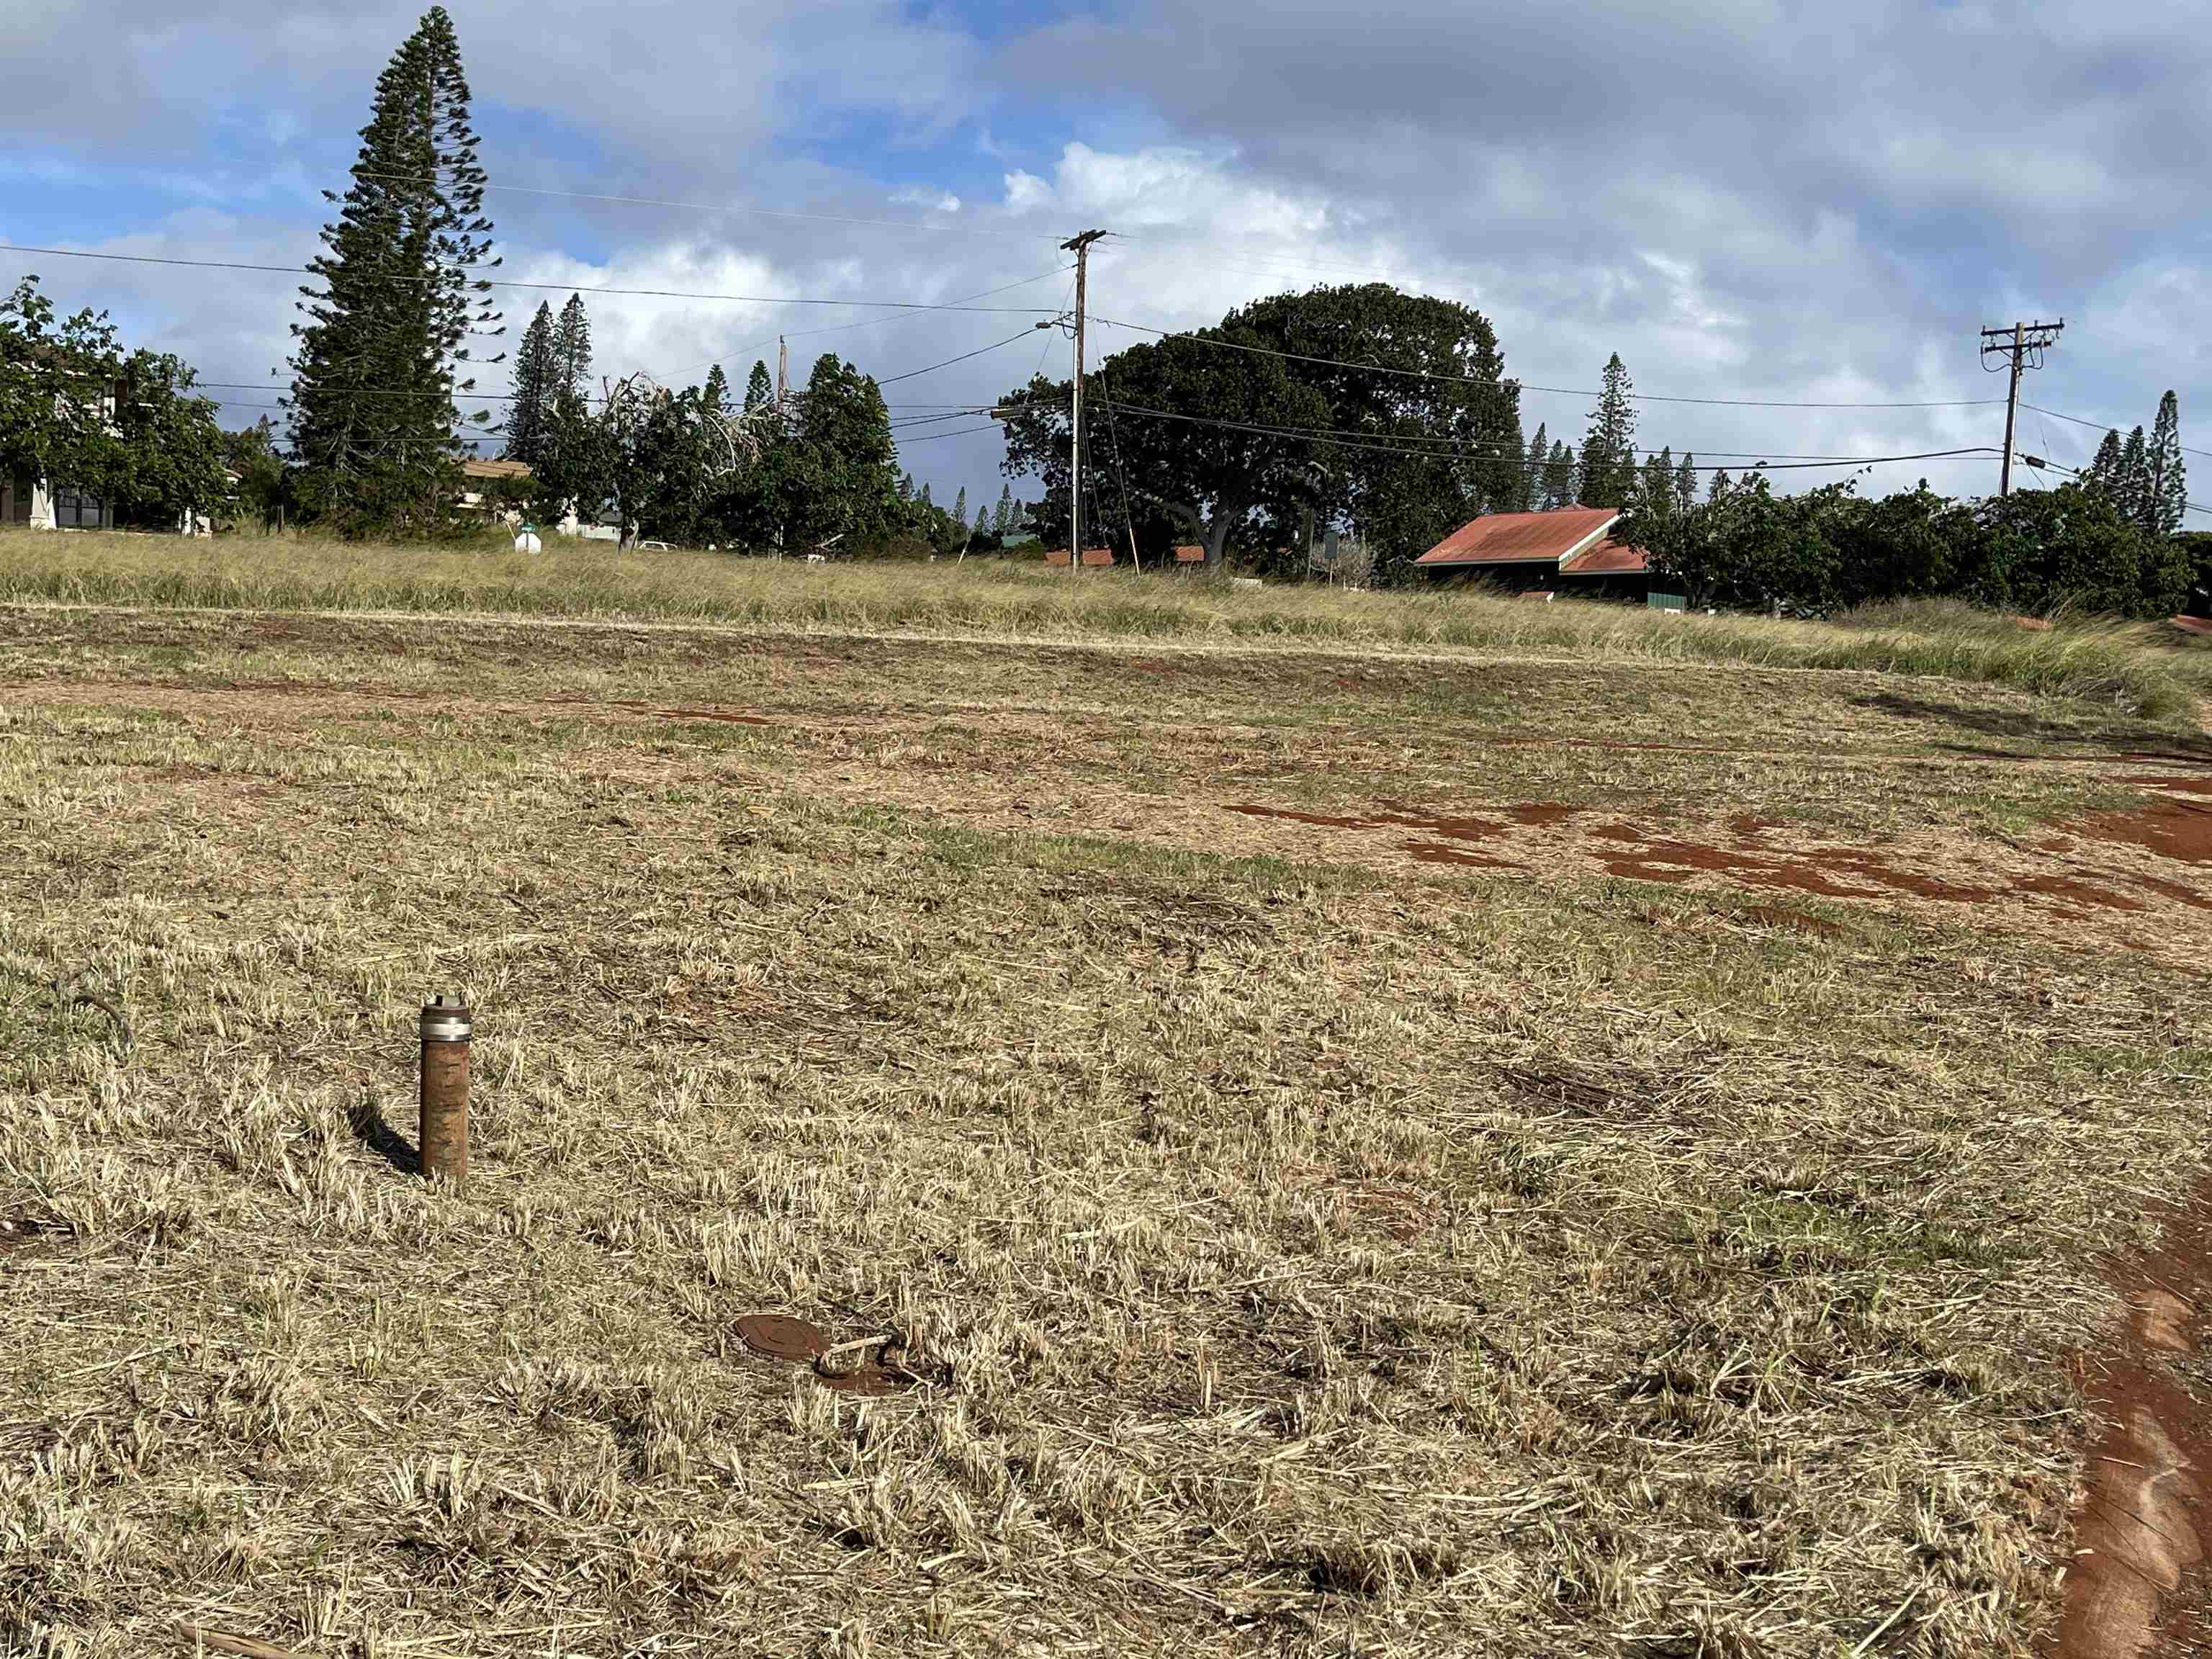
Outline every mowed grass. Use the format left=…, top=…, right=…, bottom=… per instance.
left=0, top=593, right=2209, bottom=1658
left=5, top=526, right=2211, bottom=719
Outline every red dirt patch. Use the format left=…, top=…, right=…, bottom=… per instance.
left=2117, top=873, right=2212, bottom=914
left=1504, top=801, right=1583, bottom=827
left=1231, top=801, right=1526, bottom=846
left=2086, top=798, right=2212, bottom=866
left=2051, top=1179, right=2212, bottom=1659
left=2129, top=776, right=2212, bottom=798
left=2011, top=876, right=2149, bottom=914
left=1595, top=832, right=2007, bottom=904
left=1228, top=804, right=1373, bottom=831
left=1403, top=841, right=1519, bottom=869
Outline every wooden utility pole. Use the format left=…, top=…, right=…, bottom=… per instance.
left=776, top=336, right=788, bottom=409
left=1981, top=318, right=2064, bottom=498
left=1061, top=229, right=1107, bottom=572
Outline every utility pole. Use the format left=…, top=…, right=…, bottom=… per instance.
left=1981, top=318, right=2064, bottom=498
left=1061, top=229, right=1107, bottom=572
left=776, top=336, right=788, bottom=410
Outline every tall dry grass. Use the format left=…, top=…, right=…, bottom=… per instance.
left=4, top=528, right=2208, bottom=719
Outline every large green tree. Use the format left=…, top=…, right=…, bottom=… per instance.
left=1226, top=284, right=1524, bottom=578
left=788, top=354, right=899, bottom=551
left=504, top=301, right=557, bottom=465
left=288, top=6, right=499, bottom=534
left=0, top=275, right=228, bottom=529
left=998, top=328, right=1328, bottom=569
left=999, top=284, right=1520, bottom=576
left=1578, top=354, right=1637, bottom=508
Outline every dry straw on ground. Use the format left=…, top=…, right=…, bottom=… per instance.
left=0, top=557, right=2208, bottom=1658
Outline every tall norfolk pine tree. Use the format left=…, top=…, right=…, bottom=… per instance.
left=289, top=6, right=499, bottom=531
left=745, top=361, right=775, bottom=413
left=552, top=294, right=592, bottom=397
left=1578, top=354, right=1637, bottom=508
left=2146, top=391, right=2187, bottom=539
left=504, top=301, right=556, bottom=465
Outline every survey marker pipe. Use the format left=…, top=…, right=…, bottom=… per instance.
left=418, top=994, right=472, bottom=1188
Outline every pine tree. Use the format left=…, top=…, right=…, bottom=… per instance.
left=289, top=6, right=499, bottom=531
left=2146, top=391, right=2186, bottom=537
left=701, top=363, right=729, bottom=417
left=744, top=360, right=774, bottom=414
left=1709, top=468, right=1732, bottom=503
left=2121, top=426, right=2150, bottom=528
left=1544, top=441, right=1575, bottom=511
left=2086, top=429, right=2124, bottom=500
left=1498, top=408, right=1529, bottom=511
left=952, top=485, right=967, bottom=529
left=505, top=301, right=556, bottom=465
left=918, top=481, right=932, bottom=509
left=1579, top=354, right=1637, bottom=508
left=1526, top=423, right=1549, bottom=508
left=551, top=294, right=592, bottom=397
left=995, top=483, right=1013, bottom=536
left=1675, top=451, right=1696, bottom=516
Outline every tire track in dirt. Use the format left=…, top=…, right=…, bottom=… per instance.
left=2051, top=1182, right=2212, bottom=1659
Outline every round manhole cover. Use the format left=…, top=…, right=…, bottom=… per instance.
left=737, top=1313, right=827, bottom=1362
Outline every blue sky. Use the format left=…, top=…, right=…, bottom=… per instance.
left=5, top=0, right=2211, bottom=516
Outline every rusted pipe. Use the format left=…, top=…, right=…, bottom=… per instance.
left=418, top=994, right=472, bottom=1188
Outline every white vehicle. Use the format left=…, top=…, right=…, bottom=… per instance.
left=638, top=539, right=673, bottom=552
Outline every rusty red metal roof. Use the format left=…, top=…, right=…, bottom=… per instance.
left=1414, top=508, right=1620, bottom=567
left=1558, top=536, right=1648, bottom=577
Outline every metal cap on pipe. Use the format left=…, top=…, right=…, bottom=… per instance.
left=420, top=995, right=473, bottom=1043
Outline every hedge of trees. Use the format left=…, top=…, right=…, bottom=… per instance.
left=1619, top=471, right=2201, bottom=620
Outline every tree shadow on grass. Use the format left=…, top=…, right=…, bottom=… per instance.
left=348, top=1092, right=418, bottom=1177
left=1854, top=690, right=2212, bottom=763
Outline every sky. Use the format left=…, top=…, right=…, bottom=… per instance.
left=4, top=0, right=2211, bottom=523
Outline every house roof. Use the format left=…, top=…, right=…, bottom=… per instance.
left=1557, top=536, right=1649, bottom=577
left=1413, top=508, right=1620, bottom=568
left=462, top=459, right=532, bottom=481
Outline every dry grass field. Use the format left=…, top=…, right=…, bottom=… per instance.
left=3, top=538, right=2211, bottom=1658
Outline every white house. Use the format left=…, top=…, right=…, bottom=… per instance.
left=1, top=473, right=113, bottom=530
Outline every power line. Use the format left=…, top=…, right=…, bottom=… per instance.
left=2022, top=402, right=2212, bottom=464
left=655, top=265, right=1074, bottom=385
left=1096, top=400, right=1999, bottom=472
left=893, top=423, right=1002, bottom=446
left=1078, top=397, right=1992, bottom=465
left=337, top=166, right=1082, bottom=255
left=0, top=242, right=1066, bottom=315
left=876, top=324, right=1060, bottom=387
left=2021, top=454, right=2212, bottom=518
left=1089, top=314, right=2004, bottom=410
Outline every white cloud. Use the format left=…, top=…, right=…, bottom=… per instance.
left=891, top=187, right=962, bottom=215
